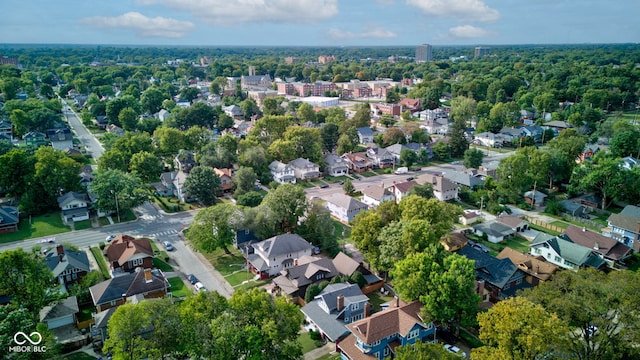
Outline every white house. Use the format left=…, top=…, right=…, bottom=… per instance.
left=323, top=154, right=349, bottom=176
left=356, top=127, right=374, bottom=144
left=288, top=158, right=321, bottom=180
left=361, top=184, right=395, bottom=208
left=416, top=173, right=458, bottom=201
left=57, top=191, right=90, bottom=223
left=269, top=161, right=296, bottom=184
left=326, top=193, right=369, bottom=223
left=247, top=234, right=314, bottom=277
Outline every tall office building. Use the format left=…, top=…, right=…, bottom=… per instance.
left=415, top=44, right=432, bottom=63
left=474, top=47, right=490, bottom=58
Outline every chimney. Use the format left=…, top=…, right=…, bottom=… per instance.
left=56, top=245, right=64, bottom=262
left=294, top=258, right=298, bottom=266
left=144, top=268, right=153, bottom=283
left=337, top=294, right=344, bottom=312
left=364, top=302, right=371, bottom=318
left=121, top=293, right=127, bottom=304
left=476, top=279, right=485, bottom=297
left=394, top=295, right=399, bottom=308
left=594, top=242, right=599, bottom=250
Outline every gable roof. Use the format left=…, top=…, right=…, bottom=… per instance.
left=496, top=247, right=557, bottom=282
left=530, top=236, right=605, bottom=269
left=332, top=252, right=361, bottom=276
left=324, top=154, right=348, bottom=166
left=0, top=206, right=19, bottom=226
left=562, top=225, right=632, bottom=261
left=106, top=235, right=154, bottom=267
left=473, top=221, right=515, bottom=238
left=391, top=180, right=417, bottom=194
left=356, top=127, right=374, bottom=136
left=268, top=160, right=291, bottom=172
left=326, top=193, right=368, bottom=212
left=252, top=234, right=313, bottom=259
left=273, top=256, right=338, bottom=295
left=57, top=191, right=88, bottom=207
left=443, top=170, right=484, bottom=188
left=416, top=173, right=457, bottom=193
left=40, top=296, right=79, bottom=322
left=361, top=185, right=393, bottom=201
left=495, top=214, right=527, bottom=229
left=44, top=246, right=90, bottom=277
left=458, top=245, right=521, bottom=289
left=346, top=301, right=425, bottom=345
left=89, top=269, right=169, bottom=306
left=607, top=205, right=640, bottom=232
left=288, top=158, right=319, bottom=169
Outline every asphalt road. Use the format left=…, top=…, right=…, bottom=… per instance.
left=62, top=103, right=104, bottom=160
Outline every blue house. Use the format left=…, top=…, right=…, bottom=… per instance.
left=301, top=283, right=370, bottom=342
left=603, top=205, right=640, bottom=251
left=337, top=300, right=435, bottom=360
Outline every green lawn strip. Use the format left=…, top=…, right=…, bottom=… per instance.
left=459, top=328, right=484, bottom=348
left=324, top=175, right=348, bottom=183
left=309, top=179, right=324, bottom=186
left=505, top=236, right=531, bottom=253
left=0, top=213, right=70, bottom=243
left=98, top=217, right=111, bottom=226
left=297, top=332, right=321, bottom=353
left=298, top=181, right=315, bottom=189
left=549, top=220, right=570, bottom=229
left=234, top=278, right=270, bottom=291
left=359, top=171, right=378, bottom=178
left=226, top=270, right=254, bottom=287
left=62, top=352, right=98, bottom=360
left=167, top=276, right=191, bottom=297
left=528, top=223, right=561, bottom=236
left=90, top=247, right=111, bottom=279
left=201, top=247, right=246, bottom=276
left=367, top=292, right=395, bottom=312
left=77, top=306, right=95, bottom=322
left=153, top=257, right=174, bottom=272
left=73, top=220, right=92, bottom=231
left=373, top=168, right=392, bottom=175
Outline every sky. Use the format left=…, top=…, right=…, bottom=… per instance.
left=1, top=0, right=639, bottom=47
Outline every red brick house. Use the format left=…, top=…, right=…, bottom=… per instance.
left=106, top=235, right=154, bottom=274
left=89, top=269, right=169, bottom=312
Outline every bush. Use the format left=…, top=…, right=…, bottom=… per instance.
left=309, top=330, right=322, bottom=341
left=99, top=242, right=106, bottom=250
left=545, top=199, right=563, bottom=216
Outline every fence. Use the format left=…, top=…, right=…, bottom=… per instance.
left=525, top=217, right=565, bottom=234
left=560, top=213, right=601, bottom=229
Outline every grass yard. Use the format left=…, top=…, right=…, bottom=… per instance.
left=367, top=292, right=395, bottom=312
left=234, top=278, right=270, bottom=291
left=360, top=171, right=378, bottom=178
left=316, top=354, right=341, bottom=360
left=324, top=175, right=348, bottom=183
left=98, top=217, right=111, bottom=226
left=528, top=223, right=561, bottom=236
left=550, top=221, right=570, bottom=229
left=298, top=332, right=322, bottom=353
left=153, top=257, right=174, bottom=272
left=373, top=168, right=393, bottom=175
left=168, top=276, right=191, bottom=297
left=226, top=270, right=254, bottom=287
left=505, top=236, right=531, bottom=253
left=73, top=220, right=92, bottom=231
left=310, top=179, right=324, bottom=186
left=77, top=306, right=95, bottom=322
left=62, top=352, right=98, bottom=360
left=90, top=247, right=111, bottom=279
left=0, top=213, right=70, bottom=243
left=298, top=181, right=316, bottom=189
left=202, top=247, right=246, bottom=276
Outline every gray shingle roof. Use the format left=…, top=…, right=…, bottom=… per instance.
left=40, top=296, right=79, bottom=322
left=44, top=246, right=90, bottom=278
left=607, top=205, right=640, bottom=232
left=458, top=245, right=521, bottom=289
left=326, top=194, right=368, bottom=212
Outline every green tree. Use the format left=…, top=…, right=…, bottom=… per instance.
left=0, top=149, right=34, bottom=198
left=320, top=122, right=340, bottom=152
left=463, top=148, right=484, bottom=169
left=391, top=245, right=480, bottom=335
left=609, top=129, right=640, bottom=158
left=236, top=191, right=264, bottom=207
left=259, top=184, right=307, bottom=235
left=351, top=210, right=385, bottom=270
left=336, top=133, right=356, bottom=154
left=106, top=95, right=139, bottom=124
left=450, top=96, right=477, bottom=128
left=129, top=151, right=162, bottom=183
left=179, top=86, right=200, bottom=103
left=179, top=291, right=229, bottom=358
left=0, top=305, right=59, bottom=359
left=32, top=147, right=83, bottom=210
left=396, top=341, right=460, bottom=360
left=297, top=102, right=316, bottom=123
left=232, top=167, right=257, bottom=197
left=343, top=179, right=355, bottom=196
left=472, top=297, right=567, bottom=360
left=570, top=152, right=631, bottom=209
left=188, top=204, right=245, bottom=254
left=90, top=169, right=149, bottom=220
left=103, top=302, right=152, bottom=360
left=140, top=87, right=165, bottom=114
left=297, top=201, right=339, bottom=255
left=118, top=107, right=138, bottom=131
left=400, top=149, right=418, bottom=167
left=407, top=183, right=434, bottom=199
left=183, top=166, right=222, bottom=206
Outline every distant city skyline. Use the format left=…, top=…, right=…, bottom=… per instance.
left=1, top=1, right=639, bottom=46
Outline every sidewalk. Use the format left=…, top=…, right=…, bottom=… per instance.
left=304, top=342, right=334, bottom=360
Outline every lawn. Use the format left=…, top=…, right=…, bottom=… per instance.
left=505, top=236, right=531, bottom=253
left=297, top=331, right=323, bottom=353
left=153, top=257, right=174, bottom=272
left=0, top=213, right=70, bottom=243
left=316, top=354, right=341, bottom=360
left=226, top=270, right=254, bottom=287
left=168, top=276, right=191, bottom=297
left=98, top=217, right=111, bottom=226
left=201, top=247, right=246, bottom=276
left=324, top=175, right=348, bottom=183
left=550, top=221, right=570, bottom=229
left=367, top=292, right=395, bottom=312
left=373, top=168, right=393, bottom=175
left=77, top=306, right=95, bottom=322
left=234, top=278, right=270, bottom=291
left=297, top=181, right=315, bottom=189
left=73, top=220, right=92, bottom=231
left=62, top=352, right=98, bottom=360
left=359, top=171, right=378, bottom=178
left=310, top=179, right=325, bottom=186
left=528, top=223, right=561, bottom=236
left=90, top=247, right=111, bottom=279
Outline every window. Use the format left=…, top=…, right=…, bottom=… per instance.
left=316, top=273, right=324, bottom=280
left=554, top=256, right=562, bottom=263
left=132, top=258, right=143, bottom=266
left=535, top=248, right=542, bottom=254
left=384, top=347, right=390, bottom=356
left=408, top=329, right=419, bottom=339
left=352, top=303, right=359, bottom=310
left=372, top=340, right=381, bottom=346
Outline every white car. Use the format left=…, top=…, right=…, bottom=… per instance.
left=444, top=344, right=466, bottom=357
left=194, top=282, right=207, bottom=292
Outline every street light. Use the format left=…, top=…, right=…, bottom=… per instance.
left=111, top=190, right=120, bottom=223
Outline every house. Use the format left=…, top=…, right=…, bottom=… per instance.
left=602, top=205, right=640, bottom=251
left=577, top=144, right=600, bottom=163
left=338, top=300, right=436, bottom=360
left=440, top=232, right=469, bottom=252
left=301, top=283, right=371, bottom=342
left=561, top=225, right=633, bottom=268
left=621, top=156, right=639, bottom=170
left=0, top=205, right=19, bottom=233
left=398, top=98, right=421, bottom=112
left=388, top=180, right=417, bottom=204
left=105, top=235, right=154, bottom=274
left=174, top=150, right=196, bottom=173
left=520, top=125, right=544, bottom=142
left=272, top=255, right=340, bottom=303
left=106, top=124, right=125, bottom=136
left=173, top=170, right=195, bottom=202
left=89, top=268, right=169, bottom=312
left=234, top=229, right=261, bottom=256
left=57, top=191, right=90, bottom=223
left=496, top=247, right=558, bottom=286
left=44, top=245, right=90, bottom=289
left=341, top=152, right=373, bottom=173
left=458, top=245, right=530, bottom=303
left=326, top=194, right=369, bottom=224
left=289, top=158, right=321, bottom=180
left=560, top=200, right=587, bottom=217
left=23, top=131, right=48, bottom=148
left=495, top=214, right=529, bottom=233
left=324, top=154, right=350, bottom=176
left=356, top=127, right=374, bottom=144
left=91, top=307, right=116, bottom=348
left=48, top=128, right=74, bottom=150
left=473, top=132, right=504, bottom=148
left=459, top=210, right=481, bottom=225
left=223, top=105, right=244, bottom=119
left=578, top=195, right=601, bottom=210
left=213, top=168, right=235, bottom=193
left=39, top=296, right=79, bottom=330
left=269, top=160, right=296, bottom=184
left=499, top=127, right=525, bottom=143
left=247, top=234, right=314, bottom=278
left=544, top=120, right=573, bottom=131
left=365, top=147, right=395, bottom=169
left=415, top=173, right=458, bottom=201
left=0, top=120, right=12, bottom=140
left=524, top=190, right=547, bottom=207
left=442, top=170, right=484, bottom=190
left=95, top=116, right=109, bottom=129
left=361, top=184, right=395, bottom=209
left=472, top=221, right=515, bottom=243
left=530, top=233, right=606, bottom=270
left=153, top=171, right=177, bottom=197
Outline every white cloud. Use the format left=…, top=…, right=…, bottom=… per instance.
left=406, top=0, right=500, bottom=22
left=448, top=25, right=494, bottom=38
left=80, top=12, right=195, bottom=38
left=140, top=0, right=338, bottom=25
left=328, top=25, right=397, bottom=40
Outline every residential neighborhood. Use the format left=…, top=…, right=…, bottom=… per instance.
left=1, top=41, right=640, bottom=360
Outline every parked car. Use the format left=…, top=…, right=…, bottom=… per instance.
left=163, top=241, right=175, bottom=251
left=320, top=184, right=329, bottom=188
left=444, top=344, right=466, bottom=357
left=194, top=282, right=207, bottom=292
left=187, top=274, right=199, bottom=284
left=472, top=242, right=490, bottom=253
left=406, top=177, right=414, bottom=181
left=313, top=246, right=320, bottom=255
left=39, top=237, right=56, bottom=244
left=106, top=234, right=116, bottom=242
